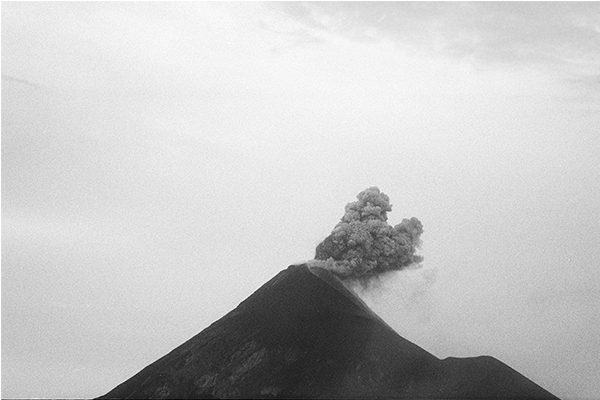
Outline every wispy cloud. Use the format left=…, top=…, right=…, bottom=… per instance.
left=2, top=74, right=44, bottom=90
left=273, top=3, right=600, bottom=82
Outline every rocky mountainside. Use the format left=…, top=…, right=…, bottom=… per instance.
left=99, top=264, right=559, bottom=399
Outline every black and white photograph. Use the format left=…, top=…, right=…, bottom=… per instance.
left=2, top=2, right=599, bottom=399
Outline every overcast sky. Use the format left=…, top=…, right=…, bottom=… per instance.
left=2, top=2, right=599, bottom=399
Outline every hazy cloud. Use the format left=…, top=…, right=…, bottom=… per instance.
left=274, top=3, right=600, bottom=83
left=1, top=74, right=43, bottom=90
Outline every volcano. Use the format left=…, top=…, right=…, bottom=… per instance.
left=99, top=264, right=558, bottom=399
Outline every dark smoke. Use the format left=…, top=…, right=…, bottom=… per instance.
left=312, top=187, right=423, bottom=282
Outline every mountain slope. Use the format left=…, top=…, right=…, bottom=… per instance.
left=99, top=264, right=558, bottom=399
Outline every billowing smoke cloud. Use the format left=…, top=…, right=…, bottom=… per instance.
left=311, top=187, right=423, bottom=282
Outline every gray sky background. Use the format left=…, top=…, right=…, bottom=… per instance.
left=2, top=2, right=599, bottom=399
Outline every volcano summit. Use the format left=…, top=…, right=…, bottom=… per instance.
left=99, top=264, right=557, bottom=399
left=99, top=188, right=558, bottom=399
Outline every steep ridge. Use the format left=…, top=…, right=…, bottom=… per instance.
left=99, top=264, right=558, bottom=399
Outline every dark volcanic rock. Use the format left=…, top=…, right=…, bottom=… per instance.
left=99, top=264, right=559, bottom=399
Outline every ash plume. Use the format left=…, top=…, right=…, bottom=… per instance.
left=311, top=187, right=423, bottom=282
